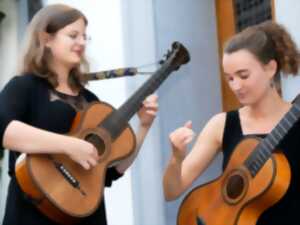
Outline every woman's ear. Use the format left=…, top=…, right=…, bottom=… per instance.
left=38, top=31, right=52, bottom=47
left=265, top=59, right=278, bottom=79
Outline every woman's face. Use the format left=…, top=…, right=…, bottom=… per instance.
left=222, top=49, right=276, bottom=106
left=46, top=17, right=87, bottom=68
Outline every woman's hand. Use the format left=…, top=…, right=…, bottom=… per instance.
left=137, top=94, right=159, bottom=127
left=64, top=137, right=100, bottom=170
left=169, top=121, right=195, bottom=161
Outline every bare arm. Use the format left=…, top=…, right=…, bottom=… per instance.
left=163, top=113, right=226, bottom=201
left=116, top=95, right=158, bottom=173
left=3, top=120, right=99, bottom=170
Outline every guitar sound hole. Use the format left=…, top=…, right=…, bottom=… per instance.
left=226, top=175, right=244, bottom=200
left=85, top=134, right=106, bottom=156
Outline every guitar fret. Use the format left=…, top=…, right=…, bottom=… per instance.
left=278, top=122, right=288, bottom=133
left=287, top=112, right=297, bottom=124
left=252, top=161, right=259, bottom=172
left=255, top=153, right=264, bottom=165
left=247, top=160, right=254, bottom=169
left=283, top=116, right=292, bottom=128
left=260, top=141, right=270, bottom=153
left=289, top=110, right=298, bottom=121
left=260, top=150, right=268, bottom=160
left=268, top=133, right=277, bottom=146
left=264, top=138, right=274, bottom=149
left=259, top=147, right=269, bottom=158
left=249, top=162, right=257, bottom=172
left=273, top=127, right=283, bottom=139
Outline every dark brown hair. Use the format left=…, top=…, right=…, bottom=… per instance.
left=19, top=4, right=89, bottom=91
left=224, top=21, right=300, bottom=78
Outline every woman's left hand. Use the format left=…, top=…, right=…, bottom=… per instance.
left=137, top=94, right=158, bottom=127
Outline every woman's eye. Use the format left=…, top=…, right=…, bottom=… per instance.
left=69, top=34, right=77, bottom=39
left=240, top=74, right=249, bottom=79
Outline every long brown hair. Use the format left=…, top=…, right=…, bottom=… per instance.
left=18, top=4, right=89, bottom=90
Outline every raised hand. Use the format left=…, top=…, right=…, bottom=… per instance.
left=137, top=94, right=159, bottom=127
left=169, top=121, right=195, bottom=160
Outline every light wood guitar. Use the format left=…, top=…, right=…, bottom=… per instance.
left=177, top=96, right=300, bottom=225
left=15, top=42, right=190, bottom=225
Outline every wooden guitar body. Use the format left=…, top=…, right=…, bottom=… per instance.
left=16, top=102, right=136, bottom=224
left=177, top=137, right=291, bottom=225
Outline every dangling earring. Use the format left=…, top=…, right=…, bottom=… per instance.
left=272, top=75, right=283, bottom=96
left=270, top=79, right=275, bottom=88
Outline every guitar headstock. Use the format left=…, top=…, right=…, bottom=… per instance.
left=159, top=42, right=190, bottom=71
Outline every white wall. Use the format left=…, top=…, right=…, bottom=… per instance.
left=152, top=1, right=223, bottom=224
left=121, top=1, right=166, bottom=225
left=275, top=0, right=300, bottom=101
left=0, top=0, right=18, bottom=86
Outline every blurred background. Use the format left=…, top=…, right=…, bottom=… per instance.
left=0, top=0, right=299, bottom=225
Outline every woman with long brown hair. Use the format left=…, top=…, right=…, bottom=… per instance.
left=0, top=4, right=158, bottom=225
left=163, top=21, right=300, bottom=225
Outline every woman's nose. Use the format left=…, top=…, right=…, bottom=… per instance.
left=77, top=36, right=86, bottom=45
left=230, top=79, right=242, bottom=91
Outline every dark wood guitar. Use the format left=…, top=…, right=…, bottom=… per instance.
left=15, top=42, right=190, bottom=225
left=177, top=95, right=300, bottom=225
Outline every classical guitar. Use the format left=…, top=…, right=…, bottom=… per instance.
left=177, top=95, right=300, bottom=225
left=15, top=42, right=190, bottom=225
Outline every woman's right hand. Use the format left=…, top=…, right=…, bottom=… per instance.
left=64, top=137, right=100, bottom=170
left=169, top=121, right=195, bottom=161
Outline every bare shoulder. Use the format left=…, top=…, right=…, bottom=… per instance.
left=208, top=112, right=226, bottom=125
left=206, top=112, right=226, bottom=132
left=200, top=112, right=226, bottom=146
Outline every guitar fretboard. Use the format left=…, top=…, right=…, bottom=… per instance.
left=244, top=100, right=300, bottom=177
left=99, top=42, right=190, bottom=140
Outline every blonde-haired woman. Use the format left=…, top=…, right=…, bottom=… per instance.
left=0, top=4, right=158, bottom=225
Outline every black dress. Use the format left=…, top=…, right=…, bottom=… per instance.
left=222, top=110, right=300, bottom=225
left=0, top=74, right=123, bottom=225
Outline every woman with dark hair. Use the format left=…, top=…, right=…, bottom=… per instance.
left=0, top=4, right=158, bottom=225
left=163, top=21, right=300, bottom=225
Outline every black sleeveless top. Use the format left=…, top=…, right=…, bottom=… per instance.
left=222, top=110, right=300, bottom=225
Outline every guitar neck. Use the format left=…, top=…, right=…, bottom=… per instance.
left=100, top=61, right=175, bottom=140
left=245, top=102, right=300, bottom=177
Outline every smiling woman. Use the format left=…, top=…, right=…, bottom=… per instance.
left=163, top=21, right=300, bottom=225
left=0, top=3, right=158, bottom=225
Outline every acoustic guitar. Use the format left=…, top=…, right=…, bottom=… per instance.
left=15, top=42, right=190, bottom=225
left=177, top=95, right=300, bottom=225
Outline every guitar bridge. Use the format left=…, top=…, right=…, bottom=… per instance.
left=49, top=156, right=87, bottom=196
